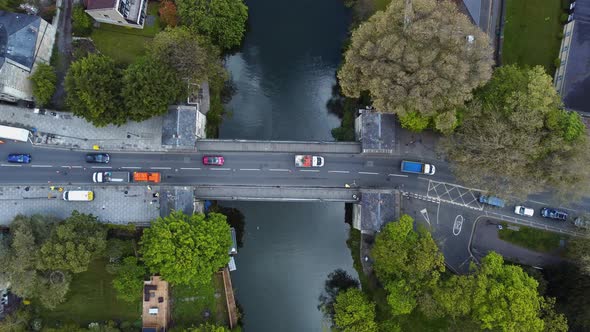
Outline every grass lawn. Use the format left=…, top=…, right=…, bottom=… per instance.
left=39, top=259, right=141, bottom=326
left=373, top=0, right=391, bottom=11
left=498, top=224, right=566, bottom=253
left=90, top=1, right=162, bottom=64
left=502, top=0, right=564, bottom=75
left=171, top=274, right=228, bottom=328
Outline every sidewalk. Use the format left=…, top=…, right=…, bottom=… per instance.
left=0, top=104, right=164, bottom=151
left=196, top=139, right=361, bottom=153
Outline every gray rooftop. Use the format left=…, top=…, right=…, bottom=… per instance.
left=562, top=0, right=590, bottom=114
left=462, top=0, right=482, bottom=25
left=0, top=11, right=41, bottom=70
left=358, top=110, right=397, bottom=153
left=360, top=190, right=396, bottom=233
left=162, top=105, right=197, bottom=148
left=159, top=187, right=195, bottom=218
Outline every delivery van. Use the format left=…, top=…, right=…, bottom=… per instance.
left=63, top=190, right=94, bottom=201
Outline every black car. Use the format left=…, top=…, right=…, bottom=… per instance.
left=540, top=208, right=568, bottom=221
left=85, top=153, right=110, bottom=164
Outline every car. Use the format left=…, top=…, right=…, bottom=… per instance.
left=203, top=156, right=224, bottom=166
left=514, top=206, right=534, bottom=217
left=541, top=207, right=568, bottom=221
left=7, top=154, right=31, bottom=163
left=85, top=153, right=110, bottom=164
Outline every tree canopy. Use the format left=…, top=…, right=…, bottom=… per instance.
left=318, top=269, right=360, bottom=323
left=371, top=214, right=445, bottom=315
left=65, top=54, right=124, bottom=127
left=176, top=0, right=248, bottom=50
left=112, top=256, right=146, bottom=303
left=338, top=0, right=493, bottom=131
left=122, top=55, right=184, bottom=122
left=333, top=288, right=378, bottom=332
left=445, top=65, right=590, bottom=199
left=141, top=211, right=231, bottom=285
left=39, top=211, right=107, bottom=273
left=30, top=63, right=57, bottom=106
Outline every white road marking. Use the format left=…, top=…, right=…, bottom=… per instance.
left=180, top=167, right=201, bottom=170
left=71, top=166, right=82, bottom=169
left=31, top=165, right=52, bottom=168
left=300, top=169, right=319, bottom=172
left=1, top=164, right=21, bottom=167
left=453, top=215, right=464, bottom=236
left=240, top=168, right=260, bottom=171
left=150, top=167, right=171, bottom=170
left=121, top=166, right=141, bottom=169
left=358, top=171, right=379, bottom=175
left=269, top=169, right=289, bottom=172
left=91, top=166, right=112, bottom=169
left=388, top=173, right=408, bottom=177
left=210, top=168, right=231, bottom=171
left=420, top=208, right=430, bottom=225
left=328, top=170, right=349, bottom=174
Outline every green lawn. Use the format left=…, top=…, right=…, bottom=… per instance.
left=171, top=274, right=228, bottom=328
left=39, top=259, right=141, bottom=327
left=498, top=224, right=566, bottom=253
left=502, top=0, right=564, bottom=75
left=90, top=1, right=162, bottom=64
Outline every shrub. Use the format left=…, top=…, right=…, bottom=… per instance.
left=72, top=5, right=93, bottom=36
left=30, top=63, right=56, bottom=106
left=159, top=0, right=178, bottom=27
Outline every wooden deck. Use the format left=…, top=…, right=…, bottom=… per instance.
left=142, top=276, right=170, bottom=331
left=221, top=267, right=238, bottom=329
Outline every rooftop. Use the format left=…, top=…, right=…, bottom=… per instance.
left=162, top=105, right=199, bottom=148
left=85, top=0, right=117, bottom=10
left=359, top=190, right=397, bottom=233
left=0, top=11, right=41, bottom=70
left=357, top=109, right=397, bottom=153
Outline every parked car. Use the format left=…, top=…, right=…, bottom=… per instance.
left=7, top=153, right=31, bottom=163
left=514, top=206, right=534, bottom=217
left=202, top=156, right=224, bottom=166
left=85, top=153, right=110, bottom=164
left=541, top=208, right=568, bottom=221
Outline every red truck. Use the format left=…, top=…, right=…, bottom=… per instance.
left=133, top=172, right=161, bottom=183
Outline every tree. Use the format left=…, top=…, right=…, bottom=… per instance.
left=39, top=211, right=107, bottom=273
left=122, top=56, right=184, bottom=122
left=445, top=65, right=590, bottom=199
left=338, top=0, right=493, bottom=131
left=0, top=308, right=31, bottom=332
left=37, top=272, right=72, bottom=309
left=318, top=269, right=360, bottom=322
left=141, top=211, right=231, bottom=285
left=183, top=323, right=230, bottom=332
left=30, top=63, right=56, bottom=106
left=175, top=0, right=248, bottom=50
left=112, top=257, right=146, bottom=302
left=544, top=263, right=590, bottom=331
left=149, top=27, right=226, bottom=85
left=72, top=4, right=93, bottom=36
left=371, top=215, right=445, bottom=315
left=159, top=0, right=178, bottom=27
left=65, top=54, right=125, bottom=127
left=333, top=288, right=378, bottom=332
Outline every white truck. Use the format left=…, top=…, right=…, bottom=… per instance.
left=92, top=171, right=131, bottom=183
left=295, top=155, right=324, bottom=167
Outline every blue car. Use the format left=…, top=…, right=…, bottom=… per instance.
left=541, top=208, right=568, bottom=221
left=7, top=154, right=31, bottom=164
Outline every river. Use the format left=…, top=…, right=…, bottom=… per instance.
left=220, top=0, right=354, bottom=331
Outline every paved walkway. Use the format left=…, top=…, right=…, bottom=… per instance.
left=196, top=139, right=361, bottom=153
left=0, top=185, right=160, bottom=225
left=0, top=104, right=164, bottom=151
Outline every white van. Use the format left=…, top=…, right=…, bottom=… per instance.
left=63, top=190, right=94, bottom=201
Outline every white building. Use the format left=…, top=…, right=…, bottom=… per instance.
left=84, top=0, right=148, bottom=29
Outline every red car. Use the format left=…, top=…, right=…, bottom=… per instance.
left=202, top=156, right=224, bottom=166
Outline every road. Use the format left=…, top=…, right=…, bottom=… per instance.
left=0, top=140, right=586, bottom=235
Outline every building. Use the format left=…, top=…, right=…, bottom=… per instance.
left=0, top=11, right=56, bottom=103
left=142, top=276, right=170, bottom=331
left=85, top=0, right=147, bottom=29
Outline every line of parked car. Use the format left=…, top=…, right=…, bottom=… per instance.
left=480, top=195, right=569, bottom=221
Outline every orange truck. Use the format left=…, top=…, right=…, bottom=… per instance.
left=133, top=172, right=161, bottom=183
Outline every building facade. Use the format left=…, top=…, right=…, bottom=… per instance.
left=85, top=0, right=148, bottom=29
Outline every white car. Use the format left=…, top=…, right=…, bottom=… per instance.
left=514, top=206, right=534, bottom=217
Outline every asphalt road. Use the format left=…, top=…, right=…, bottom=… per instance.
left=0, top=141, right=587, bottom=234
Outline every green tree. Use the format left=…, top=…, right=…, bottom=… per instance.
left=333, top=288, right=378, bottom=332
left=184, top=323, right=230, bottom=332
left=149, top=27, right=227, bottom=85
left=141, top=211, right=231, bottom=285
left=65, top=54, right=125, bottom=127
left=37, top=272, right=72, bottom=309
left=30, top=63, right=57, bottom=106
left=112, top=256, right=146, bottom=303
left=445, top=65, right=590, bottom=199
left=72, top=4, right=93, bottom=36
left=39, top=211, right=107, bottom=273
left=318, top=269, right=360, bottom=322
left=175, top=0, right=248, bottom=50
left=544, top=263, right=590, bottom=331
left=122, top=56, right=184, bottom=122
left=0, top=308, right=31, bottom=332
left=371, top=215, right=445, bottom=315
left=338, top=0, right=493, bottom=130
